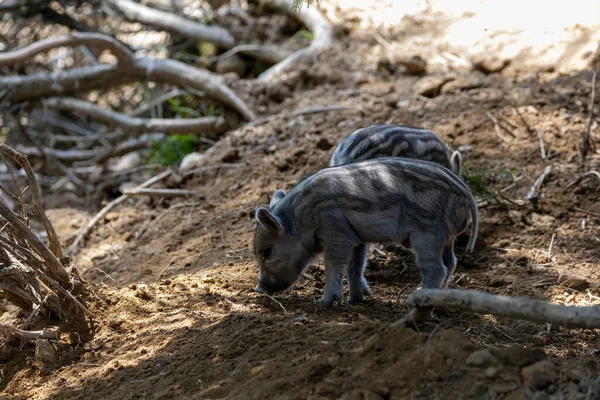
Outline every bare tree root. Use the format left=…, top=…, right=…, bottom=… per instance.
left=44, top=97, right=227, bottom=135
left=0, top=33, right=255, bottom=121
left=407, top=289, right=600, bottom=329
left=104, top=0, right=235, bottom=48
left=214, top=44, right=291, bottom=65
left=0, top=33, right=134, bottom=66
left=0, top=323, right=58, bottom=341
left=258, top=0, right=332, bottom=82
left=565, top=170, right=600, bottom=190
left=69, top=170, right=172, bottom=255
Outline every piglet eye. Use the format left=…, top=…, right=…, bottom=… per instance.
left=260, top=247, right=272, bottom=260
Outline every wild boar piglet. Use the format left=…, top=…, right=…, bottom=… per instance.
left=330, top=124, right=462, bottom=176
left=253, top=157, right=478, bottom=323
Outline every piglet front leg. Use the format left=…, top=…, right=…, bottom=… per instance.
left=316, top=244, right=353, bottom=309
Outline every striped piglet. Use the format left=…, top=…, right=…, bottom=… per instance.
left=330, top=124, right=462, bottom=176
left=253, top=157, right=478, bottom=325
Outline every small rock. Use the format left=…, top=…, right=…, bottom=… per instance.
left=521, top=360, right=558, bottom=389
left=508, top=210, right=525, bottom=225
left=215, top=54, right=246, bottom=77
left=498, top=345, right=546, bottom=367
left=466, top=349, right=499, bottom=367
left=35, top=339, right=56, bottom=363
left=201, top=275, right=216, bottom=284
left=532, top=332, right=549, bottom=347
left=221, top=149, right=239, bottom=163
left=557, top=273, right=590, bottom=292
left=484, top=367, right=498, bottom=378
left=180, top=152, right=206, bottom=171
left=291, top=315, right=309, bottom=324
left=112, top=152, right=142, bottom=172
left=413, top=75, right=454, bottom=98
left=395, top=55, right=427, bottom=75
left=530, top=213, right=556, bottom=227
left=316, top=138, right=332, bottom=151
left=473, top=57, right=510, bottom=74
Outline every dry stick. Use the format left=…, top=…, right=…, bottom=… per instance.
left=136, top=202, right=198, bottom=239
left=514, top=107, right=534, bottom=134
left=565, top=170, right=600, bottom=190
left=68, top=170, right=171, bottom=255
left=260, top=293, right=287, bottom=314
left=44, top=97, right=226, bottom=135
left=536, top=129, right=548, bottom=160
left=526, top=165, right=552, bottom=205
left=486, top=111, right=515, bottom=142
left=0, top=32, right=134, bottom=66
left=0, top=322, right=58, bottom=341
left=0, top=143, right=66, bottom=260
left=581, top=71, right=597, bottom=160
left=0, top=35, right=254, bottom=121
left=258, top=0, right=332, bottom=82
left=103, top=0, right=235, bottom=48
left=249, top=105, right=356, bottom=127
left=574, top=207, right=600, bottom=218
left=129, top=88, right=187, bottom=117
left=122, top=188, right=197, bottom=197
left=182, top=163, right=245, bottom=177
left=407, top=289, right=600, bottom=329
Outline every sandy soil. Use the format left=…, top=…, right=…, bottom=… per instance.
left=1, top=1, right=600, bottom=399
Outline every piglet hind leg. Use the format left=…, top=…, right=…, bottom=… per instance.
left=347, top=243, right=371, bottom=304
left=316, top=244, right=353, bottom=309
left=399, top=234, right=446, bottom=328
left=442, top=240, right=457, bottom=288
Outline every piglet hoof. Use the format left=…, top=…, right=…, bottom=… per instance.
left=316, top=292, right=342, bottom=309
left=348, top=283, right=371, bottom=305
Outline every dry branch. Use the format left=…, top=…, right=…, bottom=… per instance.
left=565, top=170, right=600, bottom=189
left=0, top=34, right=255, bottom=121
left=0, top=323, right=58, bottom=341
left=581, top=71, right=597, bottom=160
left=0, top=143, right=64, bottom=260
left=0, top=33, right=134, bottom=66
left=407, top=289, right=600, bottom=329
left=69, top=170, right=172, bottom=255
left=214, top=44, right=291, bottom=65
left=258, top=0, right=332, bottom=81
left=526, top=165, right=552, bottom=205
left=122, top=188, right=197, bottom=197
left=104, top=0, right=235, bottom=48
left=44, top=97, right=227, bottom=135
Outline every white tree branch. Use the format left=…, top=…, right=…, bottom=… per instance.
left=408, top=289, right=600, bottom=329
left=104, top=0, right=235, bottom=48
left=0, top=33, right=134, bottom=66
left=258, top=0, right=332, bottom=81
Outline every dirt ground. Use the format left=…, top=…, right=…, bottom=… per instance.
left=2, top=1, right=600, bottom=399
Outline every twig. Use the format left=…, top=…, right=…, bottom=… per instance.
left=565, top=171, right=600, bottom=190
left=136, top=202, right=199, bottom=239
left=513, top=107, right=534, bottom=134
left=213, top=44, right=290, bottom=65
left=547, top=233, right=556, bottom=262
left=0, top=323, right=58, bottom=341
left=122, top=188, right=197, bottom=197
left=526, top=165, right=552, bottom=205
left=0, top=143, right=64, bottom=259
left=260, top=293, right=287, bottom=314
left=536, top=129, right=547, bottom=160
left=485, top=111, right=514, bottom=142
left=574, top=207, right=600, bottom=218
left=249, top=105, right=356, bottom=127
left=69, top=170, right=171, bottom=255
left=155, top=261, right=174, bottom=282
left=44, top=97, right=226, bottom=135
left=407, top=289, right=600, bottom=329
left=581, top=71, right=597, bottom=160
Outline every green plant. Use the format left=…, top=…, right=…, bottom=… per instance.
left=149, top=134, right=199, bottom=166
left=168, top=98, right=203, bottom=118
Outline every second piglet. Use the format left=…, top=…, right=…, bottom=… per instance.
left=253, top=157, right=478, bottom=325
left=330, top=124, right=462, bottom=175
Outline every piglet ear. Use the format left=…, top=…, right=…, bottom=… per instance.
left=450, top=150, right=462, bottom=177
left=269, top=189, right=286, bottom=209
left=256, top=207, right=285, bottom=236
